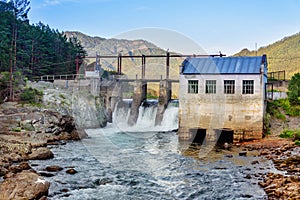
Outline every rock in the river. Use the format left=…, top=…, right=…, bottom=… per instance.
left=45, top=165, right=63, bottom=172
left=66, top=168, right=77, bottom=174
left=27, top=147, right=54, bottom=160
left=245, top=174, right=252, bottom=179
left=0, top=170, right=50, bottom=200
left=239, top=151, right=247, bottom=156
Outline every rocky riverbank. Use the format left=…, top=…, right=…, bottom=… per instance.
left=242, top=138, right=300, bottom=199
left=0, top=102, right=87, bottom=200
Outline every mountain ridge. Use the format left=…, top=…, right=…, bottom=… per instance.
left=64, top=31, right=182, bottom=80
left=234, top=31, right=300, bottom=78
left=66, top=30, right=300, bottom=79
left=64, top=31, right=164, bottom=57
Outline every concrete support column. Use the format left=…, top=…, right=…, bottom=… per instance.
left=127, top=80, right=147, bottom=126
left=155, top=80, right=171, bottom=125
left=178, top=127, right=192, bottom=141
left=110, top=82, right=123, bottom=112
left=233, top=130, right=244, bottom=143
left=99, top=81, right=122, bottom=123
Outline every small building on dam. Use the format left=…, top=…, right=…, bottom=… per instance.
left=178, top=55, right=268, bottom=143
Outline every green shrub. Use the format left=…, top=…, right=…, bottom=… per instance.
left=279, top=98, right=291, bottom=112
left=286, top=106, right=300, bottom=116
left=295, top=140, right=300, bottom=146
left=267, top=89, right=281, bottom=92
left=268, top=98, right=300, bottom=117
left=20, top=87, right=43, bottom=103
left=288, top=73, right=300, bottom=105
left=11, top=127, right=21, bottom=132
left=294, top=130, right=300, bottom=141
left=147, top=94, right=158, bottom=99
left=276, top=112, right=286, bottom=121
left=279, top=129, right=300, bottom=141
left=279, top=129, right=295, bottom=138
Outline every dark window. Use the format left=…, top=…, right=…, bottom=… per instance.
left=188, top=80, right=198, bottom=93
left=206, top=80, right=216, bottom=94
left=224, top=80, right=235, bottom=94
left=243, top=80, right=254, bottom=94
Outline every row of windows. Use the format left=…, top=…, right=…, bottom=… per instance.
left=188, top=80, right=254, bottom=94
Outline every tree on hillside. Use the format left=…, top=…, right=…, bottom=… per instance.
left=0, top=0, right=87, bottom=102
left=288, top=73, right=300, bottom=105
left=0, top=0, right=30, bottom=100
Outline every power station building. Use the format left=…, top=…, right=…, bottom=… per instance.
left=178, top=55, right=268, bottom=143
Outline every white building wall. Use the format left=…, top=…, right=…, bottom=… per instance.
left=179, top=73, right=265, bottom=142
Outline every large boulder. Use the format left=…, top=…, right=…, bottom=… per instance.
left=0, top=171, right=50, bottom=200
left=27, top=147, right=54, bottom=160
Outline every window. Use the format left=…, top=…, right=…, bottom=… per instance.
left=224, top=80, right=235, bottom=94
left=188, top=80, right=198, bottom=93
left=243, top=80, right=254, bottom=94
left=206, top=80, right=216, bottom=94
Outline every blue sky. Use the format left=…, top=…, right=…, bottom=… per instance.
left=28, top=0, right=300, bottom=55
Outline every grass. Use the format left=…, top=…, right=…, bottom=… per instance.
left=267, top=98, right=300, bottom=117
left=280, top=129, right=300, bottom=146
left=279, top=129, right=296, bottom=138
left=20, top=87, right=43, bottom=104
left=276, top=112, right=286, bottom=121
left=11, top=127, right=21, bottom=132
left=147, top=94, right=158, bottom=99
left=267, top=89, right=282, bottom=92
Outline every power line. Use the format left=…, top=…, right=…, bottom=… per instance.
left=30, top=60, right=74, bottom=70
left=268, top=56, right=300, bottom=60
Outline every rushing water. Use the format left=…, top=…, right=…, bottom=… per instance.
left=29, top=101, right=272, bottom=199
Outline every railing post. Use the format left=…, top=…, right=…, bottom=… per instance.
left=166, top=52, right=170, bottom=79
left=142, top=54, right=146, bottom=80
left=117, top=53, right=122, bottom=75
left=76, top=54, right=79, bottom=79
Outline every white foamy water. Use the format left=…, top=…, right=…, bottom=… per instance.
left=112, top=100, right=178, bottom=133
left=29, top=100, right=269, bottom=200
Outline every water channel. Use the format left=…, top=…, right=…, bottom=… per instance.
left=29, top=101, right=274, bottom=199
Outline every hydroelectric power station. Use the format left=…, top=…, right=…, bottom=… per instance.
left=40, top=52, right=269, bottom=145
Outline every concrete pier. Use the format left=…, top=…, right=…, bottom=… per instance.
left=99, top=80, right=122, bottom=123
left=127, top=80, right=147, bottom=126
left=155, top=80, right=171, bottom=125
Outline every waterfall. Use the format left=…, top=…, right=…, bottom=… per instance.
left=112, top=99, right=178, bottom=132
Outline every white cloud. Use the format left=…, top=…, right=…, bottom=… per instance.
left=42, top=0, right=80, bottom=7
left=44, top=0, right=61, bottom=6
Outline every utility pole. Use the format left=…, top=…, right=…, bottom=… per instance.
left=76, top=54, right=79, bottom=78
left=9, top=24, right=15, bottom=101
left=255, top=43, right=257, bottom=56
left=31, top=39, right=34, bottom=78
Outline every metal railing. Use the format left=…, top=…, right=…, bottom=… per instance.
left=268, top=70, right=285, bottom=81
left=40, top=74, right=85, bottom=81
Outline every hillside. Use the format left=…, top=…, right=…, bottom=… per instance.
left=64, top=31, right=163, bottom=57
left=64, top=31, right=183, bottom=80
left=65, top=31, right=183, bottom=98
left=234, top=32, right=300, bottom=79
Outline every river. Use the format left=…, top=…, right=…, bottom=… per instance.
left=29, top=101, right=273, bottom=199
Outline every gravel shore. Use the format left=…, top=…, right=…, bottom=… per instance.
left=0, top=102, right=87, bottom=200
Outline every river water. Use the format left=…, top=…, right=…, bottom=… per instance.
left=29, top=101, right=273, bottom=199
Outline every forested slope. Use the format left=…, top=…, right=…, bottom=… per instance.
left=234, top=32, right=300, bottom=79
